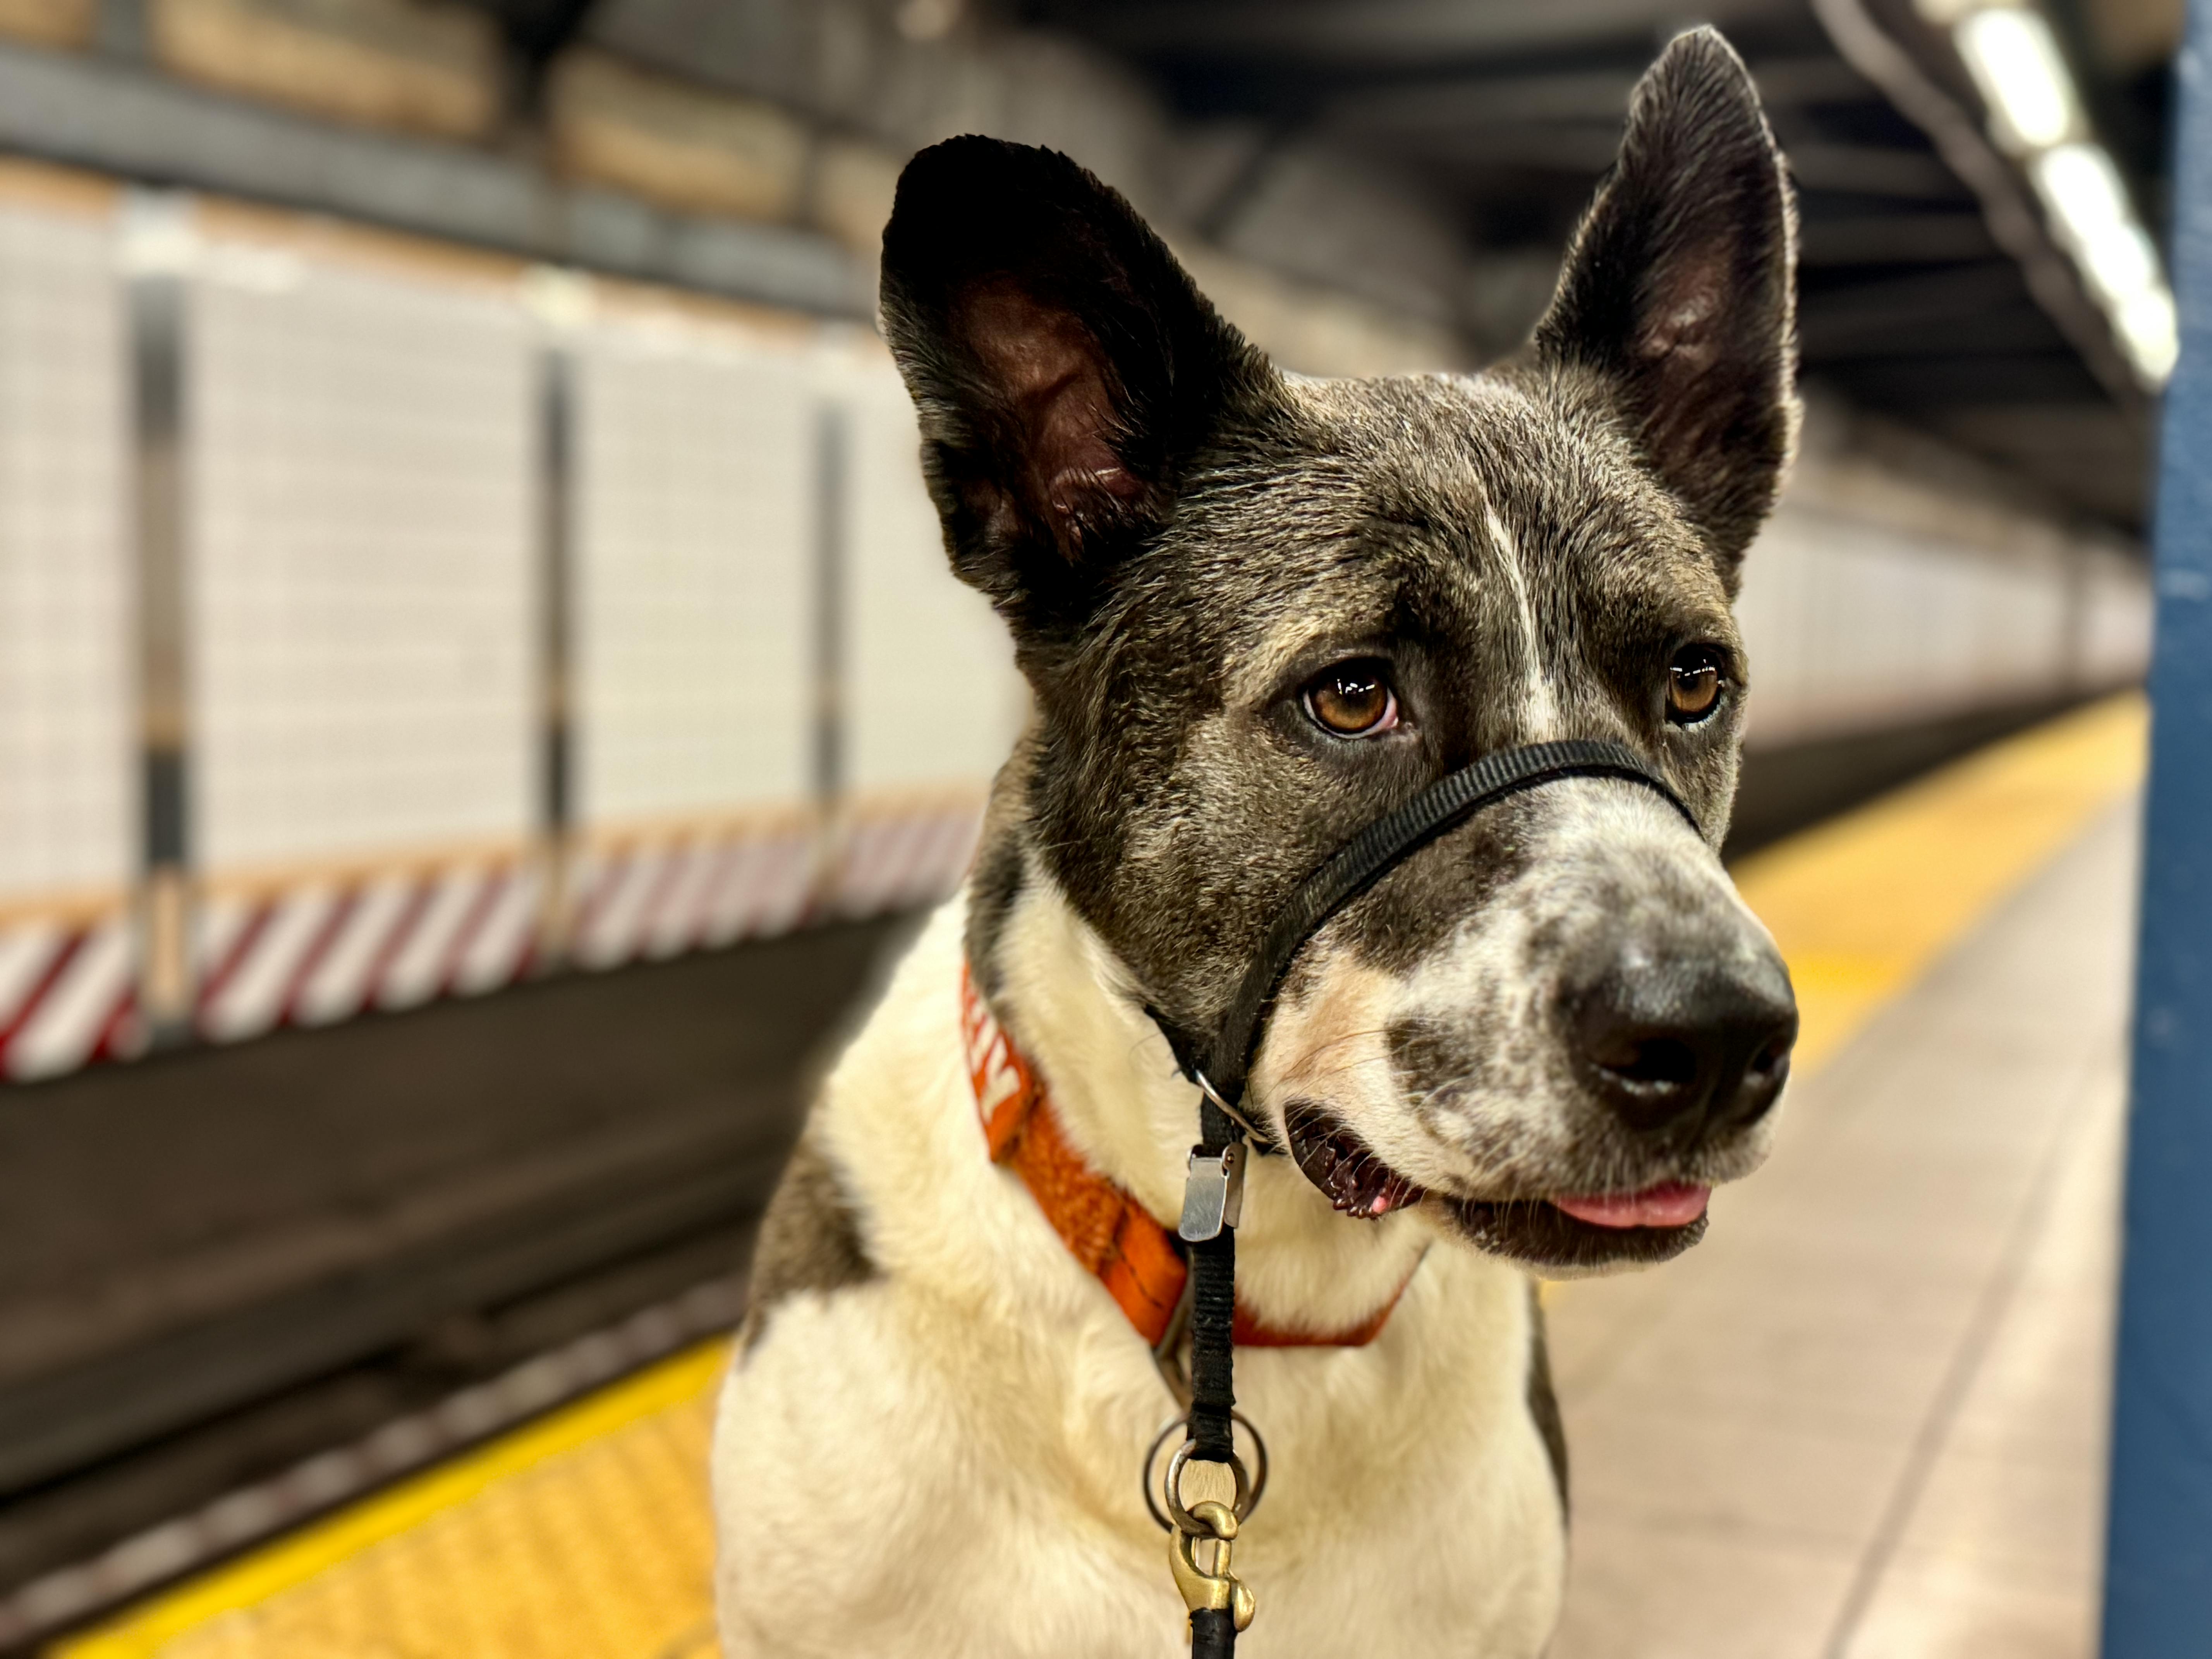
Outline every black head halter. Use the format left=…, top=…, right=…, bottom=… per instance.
left=1156, top=737, right=1697, bottom=1658
left=1156, top=738, right=1700, bottom=1115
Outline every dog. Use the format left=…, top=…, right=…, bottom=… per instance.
left=713, top=27, right=1800, bottom=1657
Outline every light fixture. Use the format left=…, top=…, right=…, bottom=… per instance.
left=2032, top=142, right=2132, bottom=244
left=2032, top=142, right=2174, bottom=374
left=2116, top=288, right=2181, bottom=383
left=1913, top=1, right=2177, bottom=389
left=1953, top=7, right=2080, bottom=152
left=2080, top=223, right=2160, bottom=310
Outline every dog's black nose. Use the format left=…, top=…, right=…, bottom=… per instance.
left=1567, top=953, right=1797, bottom=1136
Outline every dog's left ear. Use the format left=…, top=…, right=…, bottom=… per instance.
left=880, top=137, right=1267, bottom=632
left=1535, top=28, right=1799, bottom=582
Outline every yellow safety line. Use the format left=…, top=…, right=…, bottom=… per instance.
left=1731, top=691, right=2147, bottom=1071
left=52, top=1341, right=731, bottom=1659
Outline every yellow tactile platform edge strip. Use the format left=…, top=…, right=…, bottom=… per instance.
left=53, top=1343, right=731, bottom=1659
left=51, top=692, right=2150, bottom=1659
left=1732, top=691, right=2147, bottom=1070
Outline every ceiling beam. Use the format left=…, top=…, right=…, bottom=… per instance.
left=1784, top=141, right=1968, bottom=199
left=0, top=40, right=868, bottom=316
left=1340, top=132, right=1966, bottom=216
left=1825, top=352, right=2110, bottom=407
left=1796, top=262, right=2028, bottom=343
left=1747, top=55, right=1877, bottom=106
left=1060, top=0, right=1798, bottom=64
left=1351, top=123, right=1623, bottom=173
left=1325, top=69, right=1636, bottom=129
left=1796, top=211, right=1997, bottom=264
left=1799, top=304, right=2063, bottom=360
left=1321, top=54, right=1876, bottom=135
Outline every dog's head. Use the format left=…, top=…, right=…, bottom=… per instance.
left=883, top=28, right=1800, bottom=1273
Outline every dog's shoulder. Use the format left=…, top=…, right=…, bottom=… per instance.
left=740, top=1124, right=878, bottom=1352
left=738, top=898, right=1006, bottom=1353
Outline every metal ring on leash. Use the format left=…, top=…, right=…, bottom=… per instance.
left=1143, top=1412, right=1269, bottom=1533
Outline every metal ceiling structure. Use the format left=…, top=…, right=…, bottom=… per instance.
left=1012, top=0, right=2172, bottom=530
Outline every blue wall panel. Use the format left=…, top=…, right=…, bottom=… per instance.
left=2104, top=4, right=2212, bottom=1651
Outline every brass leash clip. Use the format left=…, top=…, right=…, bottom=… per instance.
left=1158, top=1437, right=1261, bottom=1635
left=1169, top=1499, right=1256, bottom=1633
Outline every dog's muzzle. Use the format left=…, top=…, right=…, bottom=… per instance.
left=1150, top=738, right=1704, bottom=1116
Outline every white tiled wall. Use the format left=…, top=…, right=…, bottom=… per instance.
left=0, top=206, right=132, bottom=903
left=0, top=182, right=2161, bottom=1085
left=188, top=249, right=537, bottom=872
left=1735, top=499, right=2142, bottom=748
left=572, top=320, right=816, bottom=825
left=2079, top=546, right=2157, bottom=687
left=840, top=365, right=1026, bottom=796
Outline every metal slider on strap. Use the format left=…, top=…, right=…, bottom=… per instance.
left=1178, top=1142, right=1247, bottom=1242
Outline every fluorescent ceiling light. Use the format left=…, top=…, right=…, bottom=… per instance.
left=1955, top=7, right=2079, bottom=152
left=2029, top=142, right=2175, bottom=385
left=2114, top=286, right=2179, bottom=384
left=1922, top=7, right=2174, bottom=389
left=2079, top=222, right=2160, bottom=308
left=2034, top=143, right=2160, bottom=307
left=2033, top=143, right=2133, bottom=247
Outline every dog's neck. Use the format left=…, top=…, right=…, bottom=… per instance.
left=971, top=836, right=1441, bottom=1336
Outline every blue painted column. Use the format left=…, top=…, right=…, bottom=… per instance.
left=2104, top=4, right=2212, bottom=1651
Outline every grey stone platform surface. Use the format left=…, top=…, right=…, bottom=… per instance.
left=1548, top=798, right=2138, bottom=1659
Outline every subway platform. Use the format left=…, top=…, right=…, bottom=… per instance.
left=43, top=696, right=2147, bottom=1659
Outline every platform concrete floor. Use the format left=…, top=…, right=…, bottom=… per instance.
left=1547, top=796, right=2136, bottom=1659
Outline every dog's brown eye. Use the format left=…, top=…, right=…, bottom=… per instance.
left=1667, top=646, right=1725, bottom=723
left=1305, top=663, right=1399, bottom=737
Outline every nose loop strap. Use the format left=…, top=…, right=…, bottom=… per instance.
left=1196, top=738, right=1699, bottom=1115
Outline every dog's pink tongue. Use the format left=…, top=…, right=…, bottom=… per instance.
left=1553, top=1183, right=1711, bottom=1230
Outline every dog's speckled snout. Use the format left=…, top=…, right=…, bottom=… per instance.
left=1563, top=930, right=1796, bottom=1141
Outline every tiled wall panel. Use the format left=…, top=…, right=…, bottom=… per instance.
left=188, top=249, right=536, bottom=874
left=1736, top=502, right=2114, bottom=747
left=572, top=322, right=815, bottom=826
left=0, top=206, right=131, bottom=903
left=2080, top=548, right=2157, bottom=687
left=840, top=368, right=1025, bottom=796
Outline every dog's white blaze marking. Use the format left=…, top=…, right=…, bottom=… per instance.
left=1483, top=505, right=1557, bottom=737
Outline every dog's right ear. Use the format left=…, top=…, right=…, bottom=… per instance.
left=880, top=137, right=1265, bottom=631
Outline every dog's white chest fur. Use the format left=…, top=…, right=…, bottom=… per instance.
left=711, top=902, right=1566, bottom=1657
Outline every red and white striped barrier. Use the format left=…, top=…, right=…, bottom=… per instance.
left=0, top=915, right=139, bottom=1082
left=567, top=825, right=816, bottom=972
left=0, top=798, right=984, bottom=1085
left=192, top=859, right=545, bottom=1046
left=826, top=798, right=985, bottom=921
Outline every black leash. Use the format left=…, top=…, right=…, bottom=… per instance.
left=1180, top=1092, right=1245, bottom=1659
left=1155, top=738, right=1696, bottom=1652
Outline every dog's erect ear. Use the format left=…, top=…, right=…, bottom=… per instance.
left=880, top=137, right=1266, bottom=629
left=1535, top=28, right=1798, bottom=576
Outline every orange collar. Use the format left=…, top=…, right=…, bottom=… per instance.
left=960, top=965, right=1405, bottom=1350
